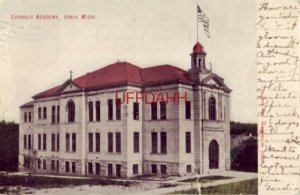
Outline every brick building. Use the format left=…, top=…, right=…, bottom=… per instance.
left=19, top=42, right=231, bottom=177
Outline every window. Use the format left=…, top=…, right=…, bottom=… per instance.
left=161, top=165, right=167, bottom=174
left=52, top=106, right=56, bottom=123
left=72, top=162, right=76, bottom=173
left=96, top=101, right=100, bottom=121
left=28, top=134, right=31, bottom=149
left=185, top=101, right=191, bottom=119
left=24, top=156, right=30, bottom=168
left=133, top=164, right=138, bottom=174
left=133, top=132, right=139, bottom=153
left=160, top=101, right=167, bottom=120
left=95, top=133, right=100, bottom=152
left=38, top=159, right=41, bottom=169
left=57, top=105, right=60, bottom=123
left=66, top=133, right=70, bottom=152
left=160, top=132, right=167, bottom=154
left=28, top=112, right=32, bottom=122
left=88, top=101, right=93, bottom=121
left=209, top=97, right=216, bottom=120
left=151, top=102, right=157, bottom=120
left=108, top=132, right=113, bottom=152
left=43, top=107, right=47, bottom=119
left=186, top=165, right=192, bottom=173
left=186, top=132, right=191, bottom=153
left=151, top=164, right=157, bottom=174
left=24, top=135, right=27, bottom=149
left=51, top=134, right=55, bottom=151
left=88, top=133, right=93, bottom=152
left=198, top=58, right=201, bottom=67
left=57, top=134, right=59, bottom=151
left=43, top=134, right=47, bottom=150
left=67, top=100, right=75, bottom=122
left=108, top=99, right=113, bottom=120
left=72, top=133, right=76, bottom=152
left=116, top=164, right=121, bottom=177
left=116, top=99, right=121, bottom=120
left=107, top=163, right=113, bottom=176
left=88, top=162, right=93, bottom=174
left=38, top=107, right=42, bottom=119
left=65, top=161, right=70, bottom=172
left=51, top=160, right=55, bottom=171
left=56, top=160, right=59, bottom=172
left=38, top=134, right=41, bottom=150
left=24, top=112, right=27, bottom=122
left=43, top=159, right=47, bottom=170
left=151, top=132, right=157, bottom=153
left=133, top=102, right=139, bottom=120
left=116, top=132, right=121, bottom=153
left=95, top=163, right=100, bottom=175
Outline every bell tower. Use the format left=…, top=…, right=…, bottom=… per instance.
left=190, top=42, right=207, bottom=72
left=188, top=42, right=210, bottom=82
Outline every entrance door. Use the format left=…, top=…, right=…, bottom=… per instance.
left=209, top=140, right=219, bottom=169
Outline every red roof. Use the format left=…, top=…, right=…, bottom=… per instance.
left=192, top=42, right=205, bottom=54
left=33, top=62, right=194, bottom=99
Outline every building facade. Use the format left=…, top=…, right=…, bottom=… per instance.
left=19, top=42, right=231, bottom=177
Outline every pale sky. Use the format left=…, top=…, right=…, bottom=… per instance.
left=0, top=0, right=257, bottom=123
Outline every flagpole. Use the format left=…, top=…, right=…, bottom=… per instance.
left=196, top=5, right=198, bottom=42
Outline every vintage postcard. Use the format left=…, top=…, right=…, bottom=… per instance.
left=0, top=0, right=299, bottom=194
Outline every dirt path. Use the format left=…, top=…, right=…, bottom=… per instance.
left=6, top=171, right=257, bottom=195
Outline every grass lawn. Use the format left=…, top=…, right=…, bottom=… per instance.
left=170, top=179, right=258, bottom=194
left=179, top=175, right=233, bottom=184
left=0, top=175, right=133, bottom=189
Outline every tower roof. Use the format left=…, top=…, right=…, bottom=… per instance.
left=192, top=42, right=205, bottom=54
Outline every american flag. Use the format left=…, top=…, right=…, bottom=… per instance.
left=197, top=5, right=210, bottom=38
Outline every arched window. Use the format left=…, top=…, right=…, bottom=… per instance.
left=198, top=58, right=201, bottom=67
left=67, top=100, right=75, bottom=122
left=209, top=97, right=216, bottom=120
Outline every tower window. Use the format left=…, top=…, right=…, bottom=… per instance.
left=209, top=97, right=216, bottom=120
left=198, top=58, right=201, bottom=67
left=133, top=102, right=139, bottom=120
left=185, top=101, right=191, bottom=119
left=186, top=132, right=191, bottom=153
left=133, top=132, right=139, bottom=153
